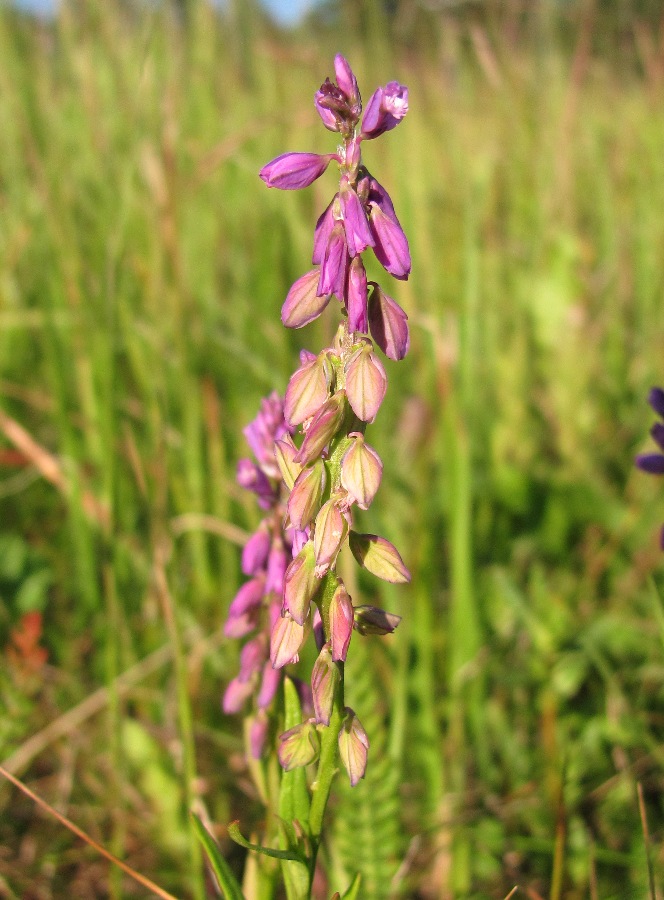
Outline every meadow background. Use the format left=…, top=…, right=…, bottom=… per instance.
left=1, top=0, right=663, bottom=897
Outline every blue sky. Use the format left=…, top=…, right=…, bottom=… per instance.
left=12, top=0, right=321, bottom=26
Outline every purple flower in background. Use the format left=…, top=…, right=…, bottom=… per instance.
left=635, top=386, right=664, bottom=549
left=222, top=393, right=295, bottom=743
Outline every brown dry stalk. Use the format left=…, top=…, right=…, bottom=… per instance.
left=0, top=764, right=179, bottom=900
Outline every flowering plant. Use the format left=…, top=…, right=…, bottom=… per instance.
left=635, top=386, right=664, bottom=549
left=216, top=55, right=411, bottom=899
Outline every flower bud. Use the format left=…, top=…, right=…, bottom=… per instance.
left=282, top=269, right=331, bottom=329
left=284, top=354, right=330, bottom=427
left=241, top=525, right=271, bottom=576
left=340, top=433, right=383, bottom=509
left=260, top=152, right=336, bottom=190
left=278, top=719, right=320, bottom=771
left=346, top=256, right=368, bottom=333
left=369, top=203, right=411, bottom=280
left=345, top=346, right=387, bottom=423
left=368, top=282, right=410, bottom=361
left=274, top=434, right=303, bottom=490
left=283, top=541, right=318, bottom=625
left=288, top=459, right=326, bottom=530
left=294, top=392, right=346, bottom=465
left=338, top=708, right=369, bottom=787
left=349, top=531, right=411, bottom=583
left=313, top=498, right=348, bottom=574
left=353, top=605, right=401, bottom=636
left=329, top=582, right=354, bottom=662
left=311, top=643, right=339, bottom=726
left=334, top=54, right=360, bottom=108
left=270, top=611, right=306, bottom=669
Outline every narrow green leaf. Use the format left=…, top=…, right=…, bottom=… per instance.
left=191, top=814, right=245, bottom=900
left=279, top=677, right=311, bottom=830
left=228, top=822, right=306, bottom=863
left=341, top=873, right=362, bottom=899
left=279, top=677, right=313, bottom=900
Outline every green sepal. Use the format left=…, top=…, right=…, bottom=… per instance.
left=228, top=822, right=306, bottom=864
left=191, top=814, right=245, bottom=900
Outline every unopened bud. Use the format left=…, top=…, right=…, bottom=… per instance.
left=285, top=354, right=330, bottom=427
left=288, top=459, right=326, bottom=530
left=354, top=605, right=401, bottom=635
left=338, top=708, right=369, bottom=786
left=340, top=432, right=383, bottom=509
left=278, top=719, right=321, bottom=771
left=313, top=498, right=348, bottom=574
left=349, top=531, right=411, bottom=583
left=345, top=345, right=387, bottom=423
left=270, top=611, right=306, bottom=669
left=329, top=582, right=354, bottom=662
left=311, top=643, right=339, bottom=726
left=274, top=434, right=303, bottom=490
left=283, top=541, right=318, bottom=625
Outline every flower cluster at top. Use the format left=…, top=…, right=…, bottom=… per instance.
left=224, top=55, right=410, bottom=788
left=635, top=386, right=664, bottom=549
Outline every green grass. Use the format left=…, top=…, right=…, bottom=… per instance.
left=0, top=1, right=663, bottom=897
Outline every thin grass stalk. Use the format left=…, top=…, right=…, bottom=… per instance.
left=154, top=546, right=206, bottom=900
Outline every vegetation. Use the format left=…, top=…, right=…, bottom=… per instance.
left=0, top=1, right=663, bottom=896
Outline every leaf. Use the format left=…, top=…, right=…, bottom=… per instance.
left=341, top=873, right=363, bottom=899
left=279, top=677, right=313, bottom=900
left=279, top=677, right=311, bottom=829
left=228, top=822, right=306, bottom=863
left=191, top=814, right=245, bottom=900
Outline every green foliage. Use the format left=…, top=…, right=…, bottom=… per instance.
left=192, top=814, right=245, bottom=900
left=330, top=637, right=403, bottom=899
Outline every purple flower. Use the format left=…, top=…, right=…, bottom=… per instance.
left=241, top=527, right=271, bottom=576
left=312, top=198, right=336, bottom=265
left=635, top=386, right=664, bottom=549
left=319, top=222, right=348, bottom=298
left=260, top=152, right=337, bottom=190
left=369, top=202, right=411, bottom=280
left=368, top=282, right=409, bottom=361
left=361, top=82, right=408, bottom=140
left=315, top=55, right=362, bottom=134
left=346, top=257, right=368, bottom=333
left=222, top=676, right=255, bottom=714
left=340, top=178, right=374, bottom=258
left=243, top=391, right=291, bottom=478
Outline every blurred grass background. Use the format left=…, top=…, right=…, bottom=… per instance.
left=0, top=0, right=663, bottom=896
